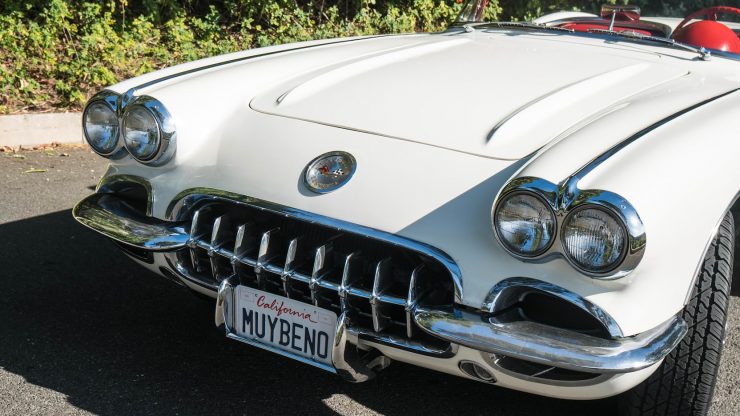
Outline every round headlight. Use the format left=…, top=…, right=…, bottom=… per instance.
left=494, top=192, right=556, bottom=257
left=83, top=101, right=119, bottom=155
left=123, top=105, right=160, bottom=161
left=561, top=207, right=627, bottom=273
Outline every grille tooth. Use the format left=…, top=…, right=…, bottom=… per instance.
left=176, top=200, right=455, bottom=355
left=255, top=228, right=280, bottom=289
left=281, top=237, right=301, bottom=299
left=405, top=265, right=423, bottom=338
left=188, top=208, right=210, bottom=273
left=339, top=252, right=362, bottom=315
left=370, top=258, right=393, bottom=333
left=234, top=223, right=257, bottom=260
left=209, top=215, right=232, bottom=281
left=310, top=242, right=332, bottom=306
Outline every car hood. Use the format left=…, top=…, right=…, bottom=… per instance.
left=250, top=33, right=691, bottom=159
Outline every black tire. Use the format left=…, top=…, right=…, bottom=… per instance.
left=620, top=213, right=734, bottom=416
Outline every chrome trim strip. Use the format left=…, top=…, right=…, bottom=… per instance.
left=73, top=193, right=188, bottom=251
left=482, top=277, right=623, bottom=338
left=165, top=187, right=463, bottom=303
left=414, top=307, right=687, bottom=374
left=564, top=88, right=740, bottom=195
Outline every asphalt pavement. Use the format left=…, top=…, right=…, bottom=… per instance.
left=1, top=147, right=738, bottom=415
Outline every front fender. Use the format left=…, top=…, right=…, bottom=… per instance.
left=515, top=88, right=740, bottom=335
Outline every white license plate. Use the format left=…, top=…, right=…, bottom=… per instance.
left=234, top=286, right=337, bottom=366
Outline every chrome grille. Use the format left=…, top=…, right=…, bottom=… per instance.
left=171, top=196, right=457, bottom=355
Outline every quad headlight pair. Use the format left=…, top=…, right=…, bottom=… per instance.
left=492, top=178, right=645, bottom=278
left=82, top=92, right=175, bottom=165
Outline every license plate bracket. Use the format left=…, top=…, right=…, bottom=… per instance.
left=217, top=282, right=338, bottom=372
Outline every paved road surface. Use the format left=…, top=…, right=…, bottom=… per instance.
left=1, top=147, right=738, bottom=415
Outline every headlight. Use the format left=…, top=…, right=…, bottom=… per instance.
left=493, top=192, right=556, bottom=257
left=83, top=101, right=119, bottom=155
left=561, top=207, right=627, bottom=273
left=122, top=105, right=161, bottom=161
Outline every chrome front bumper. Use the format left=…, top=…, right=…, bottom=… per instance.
left=413, top=308, right=686, bottom=374
left=73, top=192, right=688, bottom=380
left=73, top=193, right=189, bottom=251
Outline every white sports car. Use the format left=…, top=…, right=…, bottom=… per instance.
left=74, top=3, right=739, bottom=415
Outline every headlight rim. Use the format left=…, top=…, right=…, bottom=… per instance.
left=120, top=95, right=177, bottom=166
left=122, top=104, right=162, bottom=162
left=82, top=91, right=124, bottom=158
left=560, top=203, right=629, bottom=276
left=490, top=176, right=646, bottom=280
left=493, top=189, right=558, bottom=259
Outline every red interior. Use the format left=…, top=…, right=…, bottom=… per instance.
left=671, top=6, right=740, bottom=54
left=558, top=21, right=657, bottom=36
left=553, top=6, right=740, bottom=54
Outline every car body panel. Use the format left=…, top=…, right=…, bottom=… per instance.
left=83, top=27, right=740, bottom=399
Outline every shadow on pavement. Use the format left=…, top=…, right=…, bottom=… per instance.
left=0, top=210, right=617, bottom=415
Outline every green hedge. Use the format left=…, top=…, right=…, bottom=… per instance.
left=0, top=0, right=734, bottom=113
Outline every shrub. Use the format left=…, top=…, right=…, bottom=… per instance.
left=1, top=0, right=734, bottom=113
left=0, top=0, right=473, bottom=113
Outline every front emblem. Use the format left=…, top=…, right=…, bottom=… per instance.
left=304, top=151, right=356, bottom=194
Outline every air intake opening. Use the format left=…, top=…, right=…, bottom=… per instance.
left=101, top=179, right=152, bottom=262
left=483, top=278, right=616, bottom=384
left=489, top=354, right=602, bottom=383
left=490, top=287, right=613, bottom=340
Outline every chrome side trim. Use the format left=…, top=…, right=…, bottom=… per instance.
left=482, top=277, right=623, bottom=338
left=414, top=307, right=687, bottom=374
left=564, top=88, right=740, bottom=195
left=73, top=193, right=188, bottom=251
left=165, top=187, right=463, bottom=304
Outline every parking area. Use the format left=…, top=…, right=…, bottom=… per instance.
left=1, top=147, right=738, bottom=415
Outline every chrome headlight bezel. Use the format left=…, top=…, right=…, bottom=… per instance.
left=560, top=204, right=629, bottom=274
left=121, top=96, right=176, bottom=166
left=491, top=176, right=646, bottom=280
left=82, top=91, right=176, bottom=165
left=82, top=91, right=125, bottom=158
left=492, top=190, right=557, bottom=258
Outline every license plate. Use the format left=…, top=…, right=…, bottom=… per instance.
left=233, top=286, right=338, bottom=366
